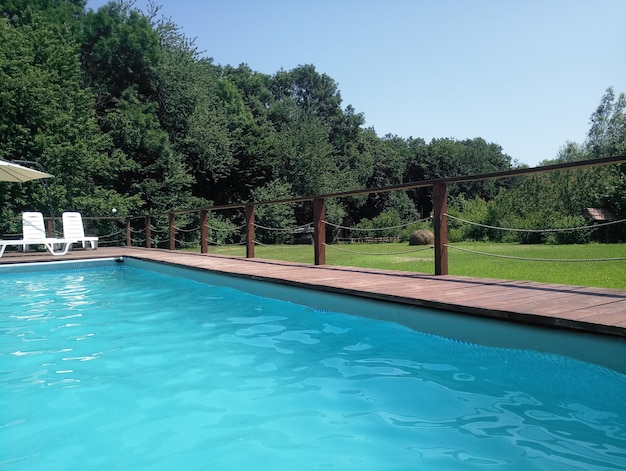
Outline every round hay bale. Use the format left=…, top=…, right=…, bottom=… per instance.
left=408, top=229, right=434, bottom=246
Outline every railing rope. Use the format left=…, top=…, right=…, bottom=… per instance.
left=446, top=244, right=626, bottom=262
left=323, top=217, right=431, bottom=232
left=253, top=222, right=313, bottom=232
left=93, top=154, right=623, bottom=273
left=324, top=243, right=433, bottom=256
left=445, top=213, right=626, bottom=232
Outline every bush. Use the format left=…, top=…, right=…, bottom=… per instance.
left=545, top=215, right=593, bottom=244
left=446, top=197, right=499, bottom=242
left=448, top=228, right=465, bottom=243
left=510, top=212, right=548, bottom=244
left=354, top=210, right=402, bottom=239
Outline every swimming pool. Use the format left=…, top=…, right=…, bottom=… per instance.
left=2, top=258, right=625, bottom=470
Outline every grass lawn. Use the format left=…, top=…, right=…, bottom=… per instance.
left=194, top=241, right=626, bottom=289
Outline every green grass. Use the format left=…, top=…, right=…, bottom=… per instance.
left=194, top=242, right=626, bottom=289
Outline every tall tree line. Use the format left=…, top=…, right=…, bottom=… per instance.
left=0, top=1, right=623, bottom=242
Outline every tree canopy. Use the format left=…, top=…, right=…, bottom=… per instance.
left=0, top=1, right=623, bottom=243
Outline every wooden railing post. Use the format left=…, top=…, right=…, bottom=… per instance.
left=145, top=216, right=152, bottom=249
left=200, top=209, right=208, bottom=253
left=168, top=212, right=175, bottom=250
left=246, top=203, right=255, bottom=258
left=433, top=182, right=448, bottom=275
left=313, top=198, right=326, bottom=265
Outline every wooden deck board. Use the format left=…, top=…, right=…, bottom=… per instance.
left=1, top=246, right=625, bottom=337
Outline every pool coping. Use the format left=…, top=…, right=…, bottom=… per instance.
left=2, top=246, right=623, bottom=339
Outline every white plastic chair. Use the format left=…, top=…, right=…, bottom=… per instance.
left=22, top=211, right=49, bottom=252
left=62, top=212, right=98, bottom=249
left=15, top=211, right=72, bottom=256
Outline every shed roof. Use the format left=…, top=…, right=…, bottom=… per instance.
left=585, top=207, right=617, bottom=222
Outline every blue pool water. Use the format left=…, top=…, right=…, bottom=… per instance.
left=1, top=260, right=625, bottom=470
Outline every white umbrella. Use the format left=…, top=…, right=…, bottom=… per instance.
left=0, top=160, right=53, bottom=182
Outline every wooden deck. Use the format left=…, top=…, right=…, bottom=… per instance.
left=1, top=246, right=625, bottom=339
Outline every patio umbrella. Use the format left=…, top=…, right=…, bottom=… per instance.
left=0, top=159, right=53, bottom=182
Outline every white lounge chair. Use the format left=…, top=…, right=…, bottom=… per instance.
left=22, top=211, right=47, bottom=251
left=0, top=212, right=72, bottom=257
left=62, top=212, right=98, bottom=249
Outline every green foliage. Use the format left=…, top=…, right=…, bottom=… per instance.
left=206, top=213, right=239, bottom=245
left=404, top=137, right=512, bottom=217
left=102, top=88, right=193, bottom=212
left=81, top=2, right=161, bottom=101
left=544, top=215, right=593, bottom=245
left=447, top=197, right=494, bottom=242
left=251, top=180, right=296, bottom=244
left=354, top=210, right=402, bottom=238
left=587, top=87, right=626, bottom=158
left=0, top=10, right=127, bottom=225
left=0, top=0, right=623, bottom=250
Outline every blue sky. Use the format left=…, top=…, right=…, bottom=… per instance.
left=86, top=0, right=626, bottom=167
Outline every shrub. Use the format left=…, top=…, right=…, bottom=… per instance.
left=354, top=210, right=402, bottom=239
left=511, top=212, right=548, bottom=244
left=545, top=215, right=593, bottom=244
left=448, top=228, right=465, bottom=243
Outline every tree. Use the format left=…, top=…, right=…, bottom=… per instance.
left=404, top=137, right=511, bottom=218
left=102, top=88, right=193, bottom=212
left=251, top=180, right=296, bottom=243
left=271, top=64, right=343, bottom=128
left=354, top=131, right=417, bottom=221
left=587, top=87, right=626, bottom=158
left=80, top=2, right=198, bottom=214
left=275, top=110, right=336, bottom=198
left=1, top=0, right=85, bottom=29
left=81, top=2, right=162, bottom=104
left=222, top=64, right=283, bottom=198
left=0, top=11, right=130, bottom=229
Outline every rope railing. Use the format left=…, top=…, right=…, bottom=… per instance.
left=324, top=243, right=433, bottom=256
left=174, top=225, right=202, bottom=233
left=323, top=217, right=431, bottom=232
left=445, top=244, right=626, bottom=262
left=65, top=154, right=623, bottom=276
left=97, top=229, right=125, bottom=239
left=172, top=238, right=203, bottom=248
left=95, top=229, right=125, bottom=247
left=206, top=224, right=246, bottom=231
left=253, top=222, right=314, bottom=232
left=148, top=225, right=167, bottom=234
left=207, top=240, right=247, bottom=246
left=96, top=240, right=121, bottom=246
left=445, top=213, right=626, bottom=233
left=251, top=240, right=310, bottom=249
